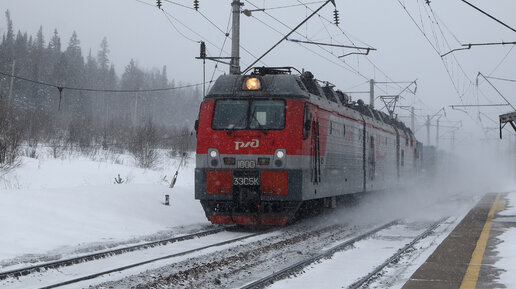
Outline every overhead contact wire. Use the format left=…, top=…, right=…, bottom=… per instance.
left=296, top=0, right=414, bottom=98
left=245, top=0, right=371, bottom=80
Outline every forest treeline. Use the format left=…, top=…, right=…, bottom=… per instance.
left=0, top=10, right=201, bottom=171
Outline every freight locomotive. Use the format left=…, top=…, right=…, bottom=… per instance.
left=195, top=67, right=421, bottom=226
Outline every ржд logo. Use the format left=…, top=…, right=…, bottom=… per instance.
left=234, top=139, right=259, bottom=150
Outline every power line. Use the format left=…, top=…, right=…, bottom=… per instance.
left=477, top=72, right=516, bottom=111
left=396, top=0, right=440, bottom=54
left=283, top=0, right=435, bottom=115
left=161, top=9, right=199, bottom=43
left=136, top=0, right=265, bottom=70
left=242, top=0, right=338, bottom=73
left=247, top=0, right=426, bottom=110
left=162, top=0, right=195, bottom=10
left=431, top=11, right=462, bottom=45
left=18, top=133, right=195, bottom=149
left=134, top=0, right=155, bottom=8
left=263, top=1, right=325, bottom=11
left=485, top=76, right=516, bottom=83
left=295, top=0, right=418, bottom=98
left=488, top=45, right=515, bottom=76
left=459, top=0, right=516, bottom=33
left=172, top=9, right=266, bottom=69
left=207, top=8, right=233, bottom=92
left=296, top=0, right=373, bottom=48
left=197, top=10, right=229, bottom=36
left=245, top=0, right=373, bottom=80
left=397, top=0, right=474, bottom=102
left=243, top=7, right=364, bottom=78
left=426, top=2, right=473, bottom=96
left=0, top=71, right=206, bottom=93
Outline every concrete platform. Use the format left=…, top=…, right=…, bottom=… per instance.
left=402, top=193, right=510, bottom=289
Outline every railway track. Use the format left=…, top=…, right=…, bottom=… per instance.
left=347, top=218, right=447, bottom=289
left=240, top=221, right=397, bottom=289
left=92, top=221, right=359, bottom=288
left=0, top=227, right=274, bottom=289
left=0, top=227, right=227, bottom=281
left=240, top=218, right=447, bottom=289
left=2, top=216, right=451, bottom=289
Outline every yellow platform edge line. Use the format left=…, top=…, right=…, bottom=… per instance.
left=459, top=193, right=501, bottom=289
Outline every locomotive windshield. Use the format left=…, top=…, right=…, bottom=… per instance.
left=212, top=99, right=285, bottom=130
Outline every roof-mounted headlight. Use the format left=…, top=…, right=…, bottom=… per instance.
left=243, top=77, right=261, bottom=90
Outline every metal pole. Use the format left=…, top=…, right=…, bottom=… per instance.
left=436, top=119, right=440, bottom=148
left=134, top=92, right=139, bottom=126
left=230, top=0, right=242, bottom=75
left=203, top=58, right=206, bottom=97
left=512, top=134, right=516, bottom=180
left=426, top=115, right=430, bottom=145
left=8, top=59, right=16, bottom=106
left=369, top=79, right=374, bottom=109
left=452, top=130, right=455, bottom=151
left=411, top=106, right=415, bottom=131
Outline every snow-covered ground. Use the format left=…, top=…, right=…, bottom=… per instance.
left=0, top=146, right=515, bottom=288
left=0, top=149, right=209, bottom=265
left=495, top=192, right=516, bottom=288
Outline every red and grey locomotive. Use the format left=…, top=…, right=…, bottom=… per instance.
left=195, top=67, right=420, bottom=226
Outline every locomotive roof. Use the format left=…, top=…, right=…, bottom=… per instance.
left=206, top=74, right=310, bottom=99
left=205, top=67, right=414, bottom=136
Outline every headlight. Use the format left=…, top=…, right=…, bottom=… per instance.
left=273, top=149, right=286, bottom=167
left=208, top=149, right=220, bottom=167
left=243, top=77, right=261, bottom=90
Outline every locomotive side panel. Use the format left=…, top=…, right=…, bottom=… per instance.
left=325, top=113, right=365, bottom=195
left=364, top=122, right=399, bottom=191
left=316, top=109, right=365, bottom=197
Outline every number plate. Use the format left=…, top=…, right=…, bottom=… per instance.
left=233, top=177, right=260, bottom=186
left=237, top=160, right=256, bottom=169
left=233, top=171, right=260, bottom=186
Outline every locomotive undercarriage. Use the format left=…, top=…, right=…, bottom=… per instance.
left=200, top=197, right=301, bottom=226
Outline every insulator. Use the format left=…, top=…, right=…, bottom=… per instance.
left=333, top=9, right=340, bottom=26
left=194, top=0, right=199, bottom=10
left=200, top=41, right=206, bottom=58
left=156, top=0, right=162, bottom=9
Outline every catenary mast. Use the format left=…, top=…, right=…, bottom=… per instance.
left=230, top=0, right=242, bottom=75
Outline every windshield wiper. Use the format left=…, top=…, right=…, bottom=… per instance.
left=250, top=108, right=268, bottom=135
left=225, top=112, right=248, bottom=135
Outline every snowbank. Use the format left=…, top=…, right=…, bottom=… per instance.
left=0, top=152, right=208, bottom=263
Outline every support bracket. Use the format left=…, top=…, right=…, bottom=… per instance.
left=500, top=111, right=516, bottom=139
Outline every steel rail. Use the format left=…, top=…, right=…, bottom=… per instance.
left=347, top=218, right=448, bottom=289
left=0, top=227, right=230, bottom=280
left=39, top=229, right=272, bottom=289
left=240, top=221, right=398, bottom=289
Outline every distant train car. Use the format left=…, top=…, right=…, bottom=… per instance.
left=195, top=67, right=420, bottom=225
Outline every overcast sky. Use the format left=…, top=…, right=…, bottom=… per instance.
left=2, top=0, right=516, bottom=149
